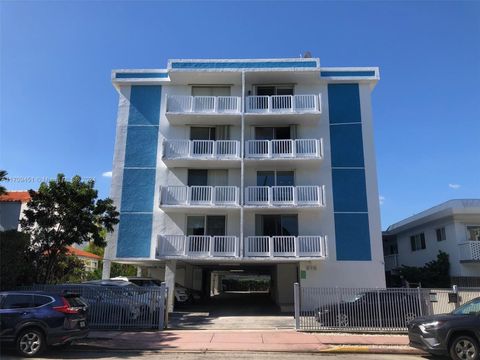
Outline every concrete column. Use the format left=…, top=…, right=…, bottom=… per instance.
left=102, top=259, right=111, bottom=279
left=165, top=260, right=177, bottom=313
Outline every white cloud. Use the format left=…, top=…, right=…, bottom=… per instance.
left=379, top=195, right=385, bottom=205
left=448, top=183, right=461, bottom=189
left=102, top=171, right=113, bottom=178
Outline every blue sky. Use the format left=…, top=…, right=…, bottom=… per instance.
left=1, top=1, right=479, bottom=229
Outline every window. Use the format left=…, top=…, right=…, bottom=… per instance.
left=467, top=226, right=480, bottom=241
left=33, top=295, right=53, bottom=307
left=254, top=127, right=291, bottom=140
left=436, top=227, right=446, bottom=241
left=255, top=214, right=298, bottom=237
left=256, top=86, right=293, bottom=96
left=190, top=127, right=216, bottom=141
left=257, top=171, right=294, bottom=186
left=410, top=233, right=426, bottom=251
left=2, top=295, right=33, bottom=309
left=188, top=169, right=228, bottom=187
left=187, top=216, right=226, bottom=236
left=191, top=86, right=230, bottom=96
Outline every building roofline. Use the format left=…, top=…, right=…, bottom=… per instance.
left=386, top=199, right=480, bottom=234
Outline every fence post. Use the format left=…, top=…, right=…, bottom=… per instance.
left=159, top=282, right=166, bottom=330
left=294, top=282, right=300, bottom=330
left=452, top=285, right=460, bottom=309
left=417, top=287, right=424, bottom=316
left=376, top=289, right=382, bottom=328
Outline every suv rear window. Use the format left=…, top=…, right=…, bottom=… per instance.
left=33, top=295, right=53, bottom=307
left=2, top=295, right=33, bottom=309
left=66, top=296, right=86, bottom=307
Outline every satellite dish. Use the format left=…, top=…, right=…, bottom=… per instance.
left=303, top=51, right=312, bottom=58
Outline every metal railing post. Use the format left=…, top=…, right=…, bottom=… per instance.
left=294, top=282, right=300, bottom=330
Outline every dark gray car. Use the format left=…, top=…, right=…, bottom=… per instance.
left=408, top=297, right=480, bottom=359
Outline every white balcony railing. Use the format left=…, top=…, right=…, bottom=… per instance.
left=160, top=186, right=239, bottom=206
left=167, top=96, right=241, bottom=114
left=245, top=186, right=324, bottom=207
left=157, top=235, right=326, bottom=259
left=244, top=236, right=326, bottom=258
left=384, top=254, right=400, bottom=271
left=158, top=235, right=239, bottom=258
left=246, top=94, right=320, bottom=114
left=164, top=140, right=240, bottom=160
left=245, top=139, right=323, bottom=159
left=459, top=242, right=480, bottom=261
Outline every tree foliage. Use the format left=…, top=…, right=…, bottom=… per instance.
left=83, top=241, right=137, bottom=280
left=0, top=170, right=8, bottom=196
left=0, top=231, right=34, bottom=290
left=20, top=174, right=119, bottom=284
left=398, top=251, right=450, bottom=288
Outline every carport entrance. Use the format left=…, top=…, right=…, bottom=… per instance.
left=169, top=263, right=298, bottom=330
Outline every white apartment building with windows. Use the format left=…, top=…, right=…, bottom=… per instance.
left=103, top=58, right=385, bottom=311
left=384, top=199, right=480, bottom=285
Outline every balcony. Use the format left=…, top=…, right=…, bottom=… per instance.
left=156, top=235, right=327, bottom=260
left=244, top=236, right=326, bottom=258
left=245, top=186, right=324, bottom=208
left=166, top=95, right=241, bottom=125
left=245, top=139, right=323, bottom=161
left=384, top=254, right=399, bottom=271
left=157, top=235, right=239, bottom=259
left=459, top=242, right=480, bottom=262
left=160, top=186, right=240, bottom=210
left=246, top=95, right=320, bottom=114
left=163, top=140, right=241, bottom=168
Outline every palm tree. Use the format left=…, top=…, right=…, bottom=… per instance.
left=0, top=170, right=8, bottom=196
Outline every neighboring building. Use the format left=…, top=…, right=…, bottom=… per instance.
left=384, top=199, right=480, bottom=286
left=0, top=191, right=30, bottom=231
left=67, top=246, right=102, bottom=272
left=103, top=57, right=385, bottom=311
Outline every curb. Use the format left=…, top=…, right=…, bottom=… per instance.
left=73, top=343, right=426, bottom=355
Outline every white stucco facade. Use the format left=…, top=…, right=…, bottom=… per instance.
left=103, top=58, right=386, bottom=309
left=384, top=199, right=480, bottom=280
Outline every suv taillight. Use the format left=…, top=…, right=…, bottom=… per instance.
left=53, top=297, right=79, bottom=314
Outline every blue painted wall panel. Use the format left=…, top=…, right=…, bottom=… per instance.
left=171, top=61, right=318, bottom=69
left=124, top=126, right=158, bottom=168
left=330, top=124, right=365, bottom=167
left=328, top=84, right=361, bottom=124
left=128, top=86, right=162, bottom=125
left=116, top=213, right=152, bottom=258
left=335, top=213, right=371, bottom=261
left=332, top=169, right=368, bottom=213
left=120, top=169, right=156, bottom=213
left=321, top=70, right=375, bottom=77
left=116, top=73, right=168, bottom=79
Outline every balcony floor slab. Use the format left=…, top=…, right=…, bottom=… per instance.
left=163, top=158, right=241, bottom=169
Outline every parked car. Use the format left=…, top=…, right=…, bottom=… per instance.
left=408, top=296, right=480, bottom=359
left=60, top=283, right=151, bottom=322
left=315, top=290, right=423, bottom=328
left=0, top=291, right=88, bottom=357
left=110, top=277, right=190, bottom=304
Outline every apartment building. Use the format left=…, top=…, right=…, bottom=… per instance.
left=103, top=58, right=385, bottom=311
left=384, top=199, right=480, bottom=286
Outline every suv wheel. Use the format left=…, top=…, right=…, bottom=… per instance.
left=16, top=328, right=46, bottom=357
left=450, top=335, right=479, bottom=360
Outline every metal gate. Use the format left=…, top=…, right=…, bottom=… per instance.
left=20, top=284, right=167, bottom=330
left=294, top=283, right=480, bottom=333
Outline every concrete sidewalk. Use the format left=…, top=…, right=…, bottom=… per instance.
left=75, top=330, right=423, bottom=355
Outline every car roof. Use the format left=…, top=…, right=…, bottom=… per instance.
left=83, top=279, right=138, bottom=287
